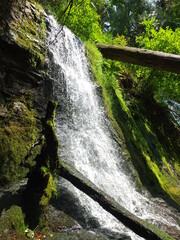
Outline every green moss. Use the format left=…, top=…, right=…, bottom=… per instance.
left=169, top=187, right=180, bottom=204
left=0, top=0, right=47, bottom=186
left=37, top=206, right=76, bottom=236
left=10, top=0, right=46, bottom=68
left=174, top=162, right=180, bottom=176
left=108, top=81, right=180, bottom=205
left=85, top=42, right=103, bottom=84
left=145, top=154, right=180, bottom=205
left=162, top=156, right=174, bottom=176
left=0, top=206, right=26, bottom=234
left=138, top=218, right=175, bottom=240
left=23, top=101, right=60, bottom=228
left=0, top=102, right=41, bottom=186
left=39, top=167, right=56, bottom=206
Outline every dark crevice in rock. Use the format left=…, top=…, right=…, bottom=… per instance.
left=23, top=101, right=59, bottom=228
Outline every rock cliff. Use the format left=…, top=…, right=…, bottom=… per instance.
left=0, top=0, right=52, bottom=186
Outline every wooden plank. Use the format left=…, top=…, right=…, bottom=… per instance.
left=96, top=43, right=180, bottom=74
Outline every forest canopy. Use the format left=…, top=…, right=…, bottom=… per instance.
left=38, top=0, right=180, bottom=103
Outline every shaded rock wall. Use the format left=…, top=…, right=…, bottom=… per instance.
left=0, top=0, right=52, bottom=186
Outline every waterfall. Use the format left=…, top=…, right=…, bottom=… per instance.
left=165, top=100, right=180, bottom=126
left=47, top=16, right=180, bottom=240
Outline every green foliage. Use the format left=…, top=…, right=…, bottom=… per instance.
left=155, top=0, right=180, bottom=29
left=91, top=0, right=110, bottom=30
left=85, top=42, right=104, bottom=85
left=61, top=0, right=104, bottom=41
left=39, top=0, right=104, bottom=42
left=107, top=0, right=151, bottom=45
left=102, top=33, right=129, bottom=78
left=127, top=18, right=180, bottom=102
left=136, top=18, right=180, bottom=53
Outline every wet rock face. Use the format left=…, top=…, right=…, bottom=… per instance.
left=0, top=0, right=51, bottom=110
left=0, top=0, right=52, bottom=186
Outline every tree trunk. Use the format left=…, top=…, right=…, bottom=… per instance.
left=59, top=161, right=174, bottom=240
left=96, top=43, right=180, bottom=74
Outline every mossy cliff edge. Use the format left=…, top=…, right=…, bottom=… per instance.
left=0, top=0, right=52, bottom=186
left=85, top=42, right=180, bottom=207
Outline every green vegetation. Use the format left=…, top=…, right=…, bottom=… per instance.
left=85, top=4, right=180, bottom=208
left=39, top=167, right=56, bottom=206
left=0, top=206, right=26, bottom=239
left=155, top=0, right=180, bottom=30
left=58, top=0, right=104, bottom=41
left=10, top=0, right=46, bottom=68
left=0, top=0, right=48, bottom=186
left=129, top=18, right=180, bottom=102
left=38, top=0, right=104, bottom=42
left=106, top=0, right=151, bottom=44
left=0, top=101, right=41, bottom=185
left=0, top=206, right=25, bottom=233
left=24, top=101, right=60, bottom=228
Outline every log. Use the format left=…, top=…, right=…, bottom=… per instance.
left=96, top=43, right=180, bottom=74
left=59, top=161, right=174, bottom=240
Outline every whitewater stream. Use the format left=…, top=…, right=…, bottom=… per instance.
left=165, top=100, right=180, bottom=126
left=47, top=16, right=180, bottom=240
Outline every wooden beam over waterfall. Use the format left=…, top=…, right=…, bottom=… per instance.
left=96, top=43, right=180, bottom=74
left=60, top=161, right=174, bottom=240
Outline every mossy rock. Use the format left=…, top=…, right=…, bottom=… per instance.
left=39, top=167, right=57, bottom=207
left=9, top=0, right=47, bottom=68
left=0, top=0, right=49, bottom=187
left=23, top=101, right=59, bottom=228
left=32, top=205, right=109, bottom=240
left=0, top=205, right=26, bottom=238
left=53, top=231, right=109, bottom=240
left=0, top=101, right=41, bottom=186
left=37, top=205, right=77, bottom=232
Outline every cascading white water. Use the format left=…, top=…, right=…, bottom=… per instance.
left=165, top=100, right=180, bottom=126
left=47, top=16, right=180, bottom=240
